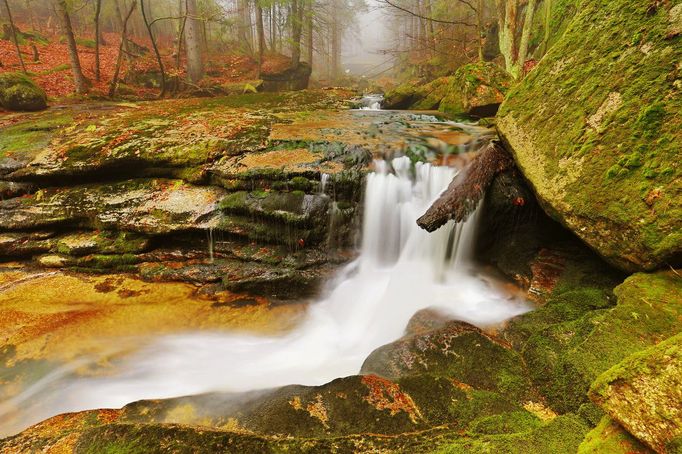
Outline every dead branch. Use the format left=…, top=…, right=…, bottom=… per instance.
left=417, top=141, right=514, bottom=232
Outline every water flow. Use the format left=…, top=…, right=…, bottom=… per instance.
left=0, top=157, right=531, bottom=435
left=359, top=93, right=384, bottom=110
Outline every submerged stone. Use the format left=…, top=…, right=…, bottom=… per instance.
left=361, top=318, right=532, bottom=402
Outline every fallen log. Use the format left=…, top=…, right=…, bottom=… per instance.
left=417, top=140, right=515, bottom=232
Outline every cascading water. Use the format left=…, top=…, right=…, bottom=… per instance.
left=0, top=156, right=531, bottom=436
left=359, top=94, right=384, bottom=110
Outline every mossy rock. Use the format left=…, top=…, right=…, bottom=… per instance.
left=506, top=270, right=682, bottom=414
left=382, top=83, right=421, bottom=109
left=439, top=62, right=512, bottom=117
left=589, top=332, right=682, bottom=453
left=0, top=72, right=47, bottom=112
left=0, top=179, right=227, bottom=234
left=578, top=416, right=654, bottom=454
left=0, top=412, right=590, bottom=453
left=497, top=0, right=682, bottom=272
left=361, top=318, right=533, bottom=402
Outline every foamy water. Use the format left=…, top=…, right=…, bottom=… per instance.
left=0, top=156, right=530, bottom=435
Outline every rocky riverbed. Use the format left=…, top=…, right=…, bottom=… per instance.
left=2, top=3, right=682, bottom=445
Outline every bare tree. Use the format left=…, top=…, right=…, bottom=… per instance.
left=109, top=0, right=137, bottom=97
left=140, top=0, right=166, bottom=96
left=94, top=0, right=102, bottom=81
left=3, top=0, right=27, bottom=72
left=55, top=0, right=89, bottom=93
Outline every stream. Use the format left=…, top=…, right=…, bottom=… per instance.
left=0, top=110, right=531, bottom=436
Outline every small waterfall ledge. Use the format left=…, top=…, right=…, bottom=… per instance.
left=0, top=154, right=531, bottom=435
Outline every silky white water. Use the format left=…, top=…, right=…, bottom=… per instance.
left=0, top=156, right=530, bottom=435
left=359, top=93, right=384, bottom=110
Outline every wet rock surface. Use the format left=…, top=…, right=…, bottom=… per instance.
left=0, top=90, right=481, bottom=301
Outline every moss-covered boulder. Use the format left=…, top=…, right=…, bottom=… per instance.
left=360, top=318, right=532, bottom=402
left=440, top=62, right=513, bottom=117
left=0, top=72, right=47, bottom=112
left=505, top=270, right=682, bottom=414
left=497, top=0, right=682, bottom=272
left=383, top=77, right=451, bottom=111
left=261, top=62, right=312, bottom=92
left=383, top=64, right=511, bottom=117
left=578, top=416, right=655, bottom=454
left=589, top=332, right=682, bottom=453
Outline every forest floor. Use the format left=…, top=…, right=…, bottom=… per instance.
left=0, top=26, right=292, bottom=102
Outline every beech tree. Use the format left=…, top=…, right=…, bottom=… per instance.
left=184, top=0, right=204, bottom=83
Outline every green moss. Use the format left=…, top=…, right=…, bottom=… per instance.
left=439, top=62, right=512, bottom=116
left=635, top=102, right=666, bottom=139
left=507, top=270, right=682, bottom=414
left=578, top=416, right=653, bottom=454
left=0, top=113, right=71, bottom=160
left=590, top=330, right=682, bottom=399
left=0, top=72, right=47, bottom=112
left=497, top=0, right=682, bottom=272
left=467, top=411, right=542, bottom=436
left=436, top=415, right=589, bottom=454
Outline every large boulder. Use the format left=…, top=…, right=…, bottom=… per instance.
left=261, top=63, right=312, bottom=92
left=590, top=332, right=682, bottom=453
left=0, top=72, right=47, bottom=112
left=504, top=270, right=682, bottom=414
left=497, top=0, right=682, bottom=272
left=439, top=62, right=512, bottom=117
left=383, top=63, right=512, bottom=117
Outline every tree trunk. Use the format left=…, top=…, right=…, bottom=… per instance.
left=425, top=0, right=436, bottom=52
left=269, top=6, right=276, bottom=52
left=3, top=0, right=27, bottom=72
left=109, top=0, right=137, bottom=97
left=94, top=0, right=102, bottom=81
left=305, top=0, right=313, bottom=65
left=330, top=0, right=340, bottom=80
left=114, top=0, right=132, bottom=64
left=290, top=0, right=302, bottom=67
left=495, top=0, right=518, bottom=76
left=175, top=0, right=187, bottom=78
left=55, top=0, right=88, bottom=93
left=256, top=1, right=265, bottom=74
left=541, top=0, right=552, bottom=55
left=184, top=0, right=204, bottom=84
left=416, top=141, right=515, bottom=232
left=140, top=0, right=165, bottom=97
left=477, top=0, right=485, bottom=61
left=517, top=0, right=538, bottom=74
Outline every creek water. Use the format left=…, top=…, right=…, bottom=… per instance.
left=0, top=122, right=531, bottom=436
left=359, top=93, right=384, bottom=110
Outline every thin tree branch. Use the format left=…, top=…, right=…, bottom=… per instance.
left=378, top=0, right=476, bottom=27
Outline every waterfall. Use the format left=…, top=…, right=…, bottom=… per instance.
left=359, top=94, right=384, bottom=110
left=0, top=157, right=531, bottom=436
